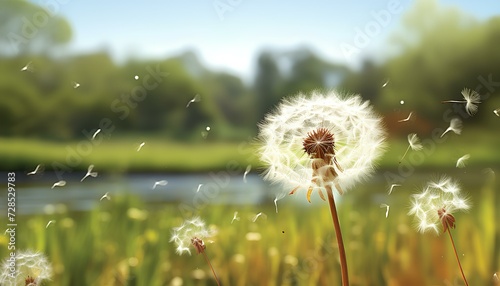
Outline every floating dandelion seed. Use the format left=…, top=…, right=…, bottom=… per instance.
left=51, top=180, right=66, bottom=189
left=243, top=165, right=251, bottom=183
left=382, top=79, right=389, bottom=88
left=81, top=165, right=98, bottom=182
left=494, top=109, right=500, bottom=117
left=152, top=180, right=168, bottom=189
left=388, top=184, right=401, bottom=195
left=134, top=75, right=139, bottom=80
left=92, top=129, right=101, bottom=140
left=196, top=184, right=203, bottom=192
left=137, top=142, right=145, bottom=151
left=258, top=90, right=386, bottom=286
left=20, top=61, right=33, bottom=72
left=252, top=212, right=266, bottom=222
left=186, top=94, right=201, bottom=108
left=456, top=154, right=470, bottom=168
left=72, top=81, right=80, bottom=89
left=380, top=204, right=390, bottom=218
left=274, top=192, right=286, bottom=213
left=231, top=211, right=240, bottom=224
left=400, top=100, right=405, bottom=105
left=442, top=88, right=481, bottom=116
left=100, top=192, right=110, bottom=201
left=398, top=112, right=413, bottom=122
left=206, top=126, right=211, bottom=131
left=408, top=176, right=470, bottom=285
left=45, top=220, right=56, bottom=228
left=27, top=164, right=42, bottom=175
left=494, top=272, right=499, bottom=281
left=399, top=133, right=423, bottom=164
left=441, top=118, right=462, bottom=138
left=170, top=217, right=220, bottom=285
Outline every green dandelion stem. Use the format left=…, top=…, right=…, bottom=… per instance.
left=446, top=228, right=468, bottom=286
left=326, top=185, right=349, bottom=286
left=202, top=251, right=221, bottom=286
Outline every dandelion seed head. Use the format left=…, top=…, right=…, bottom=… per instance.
left=409, top=176, right=470, bottom=235
left=258, top=90, right=386, bottom=197
left=170, top=217, right=216, bottom=255
left=0, top=250, right=52, bottom=285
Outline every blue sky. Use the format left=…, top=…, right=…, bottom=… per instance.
left=30, top=0, right=499, bottom=80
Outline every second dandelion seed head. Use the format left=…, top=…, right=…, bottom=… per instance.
left=170, top=217, right=216, bottom=255
left=408, top=176, right=470, bottom=235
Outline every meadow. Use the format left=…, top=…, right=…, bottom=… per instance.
left=0, top=167, right=498, bottom=286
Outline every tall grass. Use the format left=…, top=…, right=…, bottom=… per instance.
left=0, top=175, right=497, bottom=286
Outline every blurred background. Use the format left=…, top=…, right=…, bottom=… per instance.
left=0, top=0, right=499, bottom=285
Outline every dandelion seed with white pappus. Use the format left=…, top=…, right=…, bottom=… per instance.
left=408, top=176, right=470, bottom=285
left=441, top=118, right=462, bottom=138
left=399, top=133, right=423, bottom=164
left=170, top=217, right=220, bottom=286
left=258, top=90, right=386, bottom=286
left=0, top=250, right=52, bottom=286
left=442, top=88, right=481, bottom=116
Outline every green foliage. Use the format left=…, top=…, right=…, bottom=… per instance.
left=0, top=173, right=496, bottom=285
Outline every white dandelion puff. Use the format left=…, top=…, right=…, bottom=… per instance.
left=442, top=88, right=481, bottom=116
left=0, top=250, right=52, bottom=285
left=257, top=90, right=386, bottom=201
left=456, top=154, right=470, bottom=168
left=169, top=217, right=216, bottom=256
left=441, top=118, right=462, bottom=138
left=493, top=108, right=499, bottom=117
left=399, top=133, right=423, bottom=164
left=408, top=176, right=470, bottom=235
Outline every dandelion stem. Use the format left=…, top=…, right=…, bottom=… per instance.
left=201, top=251, right=221, bottom=286
left=399, top=145, right=411, bottom=164
left=446, top=228, right=468, bottom=286
left=326, top=185, right=349, bottom=286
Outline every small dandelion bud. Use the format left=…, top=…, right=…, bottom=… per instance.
left=191, top=237, right=206, bottom=254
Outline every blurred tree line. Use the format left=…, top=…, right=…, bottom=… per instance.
left=1, top=0, right=499, bottom=142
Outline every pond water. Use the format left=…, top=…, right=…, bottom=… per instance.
left=1, top=168, right=490, bottom=215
